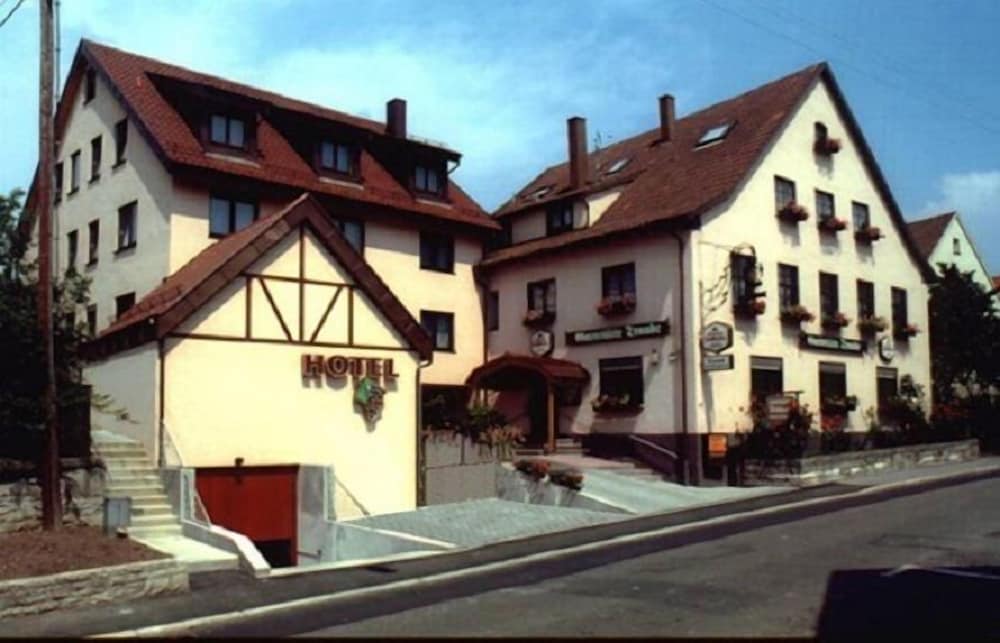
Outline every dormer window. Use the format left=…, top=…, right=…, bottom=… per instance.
left=546, top=202, right=574, bottom=236
left=695, top=122, right=733, bottom=148
left=414, top=164, right=443, bottom=196
left=209, top=114, right=246, bottom=148
left=319, top=141, right=356, bottom=176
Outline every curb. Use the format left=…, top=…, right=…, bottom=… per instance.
left=95, top=463, right=1000, bottom=638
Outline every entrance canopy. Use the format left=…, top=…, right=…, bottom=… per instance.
left=466, top=353, right=589, bottom=391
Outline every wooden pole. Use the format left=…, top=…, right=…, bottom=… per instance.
left=546, top=385, right=555, bottom=454
left=38, top=0, right=62, bottom=530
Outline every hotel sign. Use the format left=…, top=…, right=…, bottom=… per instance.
left=565, top=320, right=670, bottom=346
left=301, top=354, right=400, bottom=381
left=799, top=333, right=865, bottom=355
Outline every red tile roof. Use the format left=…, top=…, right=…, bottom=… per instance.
left=906, top=211, right=955, bottom=260
left=70, top=40, right=495, bottom=232
left=86, top=193, right=434, bottom=360
left=466, top=353, right=590, bottom=389
left=483, top=63, right=933, bottom=282
left=993, top=275, right=1000, bottom=291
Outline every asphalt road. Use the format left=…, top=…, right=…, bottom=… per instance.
left=303, top=477, right=1000, bottom=638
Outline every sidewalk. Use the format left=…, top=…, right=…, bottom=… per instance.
left=1, top=457, right=996, bottom=638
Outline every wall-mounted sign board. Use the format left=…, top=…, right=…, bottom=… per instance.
left=700, top=321, right=734, bottom=354
left=799, top=333, right=865, bottom=355
left=702, top=354, right=734, bottom=371
left=565, top=320, right=669, bottom=346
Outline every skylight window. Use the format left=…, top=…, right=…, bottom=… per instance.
left=696, top=122, right=733, bottom=148
left=604, top=158, right=630, bottom=175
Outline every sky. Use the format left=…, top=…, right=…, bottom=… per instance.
left=1, top=0, right=998, bottom=271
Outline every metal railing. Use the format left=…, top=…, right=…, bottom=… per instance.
left=628, top=434, right=680, bottom=461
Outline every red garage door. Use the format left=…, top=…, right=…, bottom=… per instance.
left=196, top=466, right=298, bottom=567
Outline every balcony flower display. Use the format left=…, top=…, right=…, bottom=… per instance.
left=856, top=315, right=888, bottom=334
left=735, top=298, right=766, bottom=318
left=780, top=304, right=815, bottom=324
left=821, top=312, right=850, bottom=330
left=854, top=226, right=883, bottom=243
left=522, top=308, right=555, bottom=327
left=597, top=292, right=637, bottom=316
left=818, top=216, right=847, bottom=232
left=894, top=323, right=920, bottom=340
left=591, top=393, right=640, bottom=413
left=814, top=137, right=842, bottom=155
left=776, top=201, right=810, bottom=223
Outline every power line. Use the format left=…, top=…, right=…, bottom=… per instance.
left=0, top=0, right=26, bottom=29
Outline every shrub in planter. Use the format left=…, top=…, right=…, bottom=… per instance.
left=735, top=299, right=766, bottom=318
left=549, top=469, right=584, bottom=491
left=523, top=309, right=555, bottom=327
left=814, top=137, right=842, bottom=155
left=818, top=216, right=847, bottom=232
left=780, top=304, right=815, bottom=324
left=854, top=226, right=883, bottom=243
left=777, top=201, right=809, bottom=223
left=821, top=312, right=850, bottom=330
left=893, top=323, right=919, bottom=340
left=514, top=458, right=550, bottom=480
left=591, top=393, right=640, bottom=413
left=857, top=315, right=888, bottom=334
left=596, top=293, right=637, bottom=316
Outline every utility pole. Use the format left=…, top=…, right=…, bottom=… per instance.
left=38, top=0, right=62, bottom=530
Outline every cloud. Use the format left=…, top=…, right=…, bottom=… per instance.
left=922, top=170, right=1000, bottom=273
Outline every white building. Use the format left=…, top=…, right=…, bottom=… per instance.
left=907, top=211, right=994, bottom=291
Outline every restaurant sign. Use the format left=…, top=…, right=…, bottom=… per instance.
left=799, top=333, right=865, bottom=355
left=565, top=320, right=670, bottom=346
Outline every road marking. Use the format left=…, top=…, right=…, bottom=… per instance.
left=92, top=464, right=1000, bottom=638
left=883, top=564, right=1000, bottom=581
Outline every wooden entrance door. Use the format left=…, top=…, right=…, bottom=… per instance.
left=196, top=466, right=299, bottom=567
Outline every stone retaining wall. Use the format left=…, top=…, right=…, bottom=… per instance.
left=0, top=464, right=105, bottom=533
left=0, top=558, right=188, bottom=619
left=423, top=434, right=505, bottom=505
left=742, top=439, right=980, bottom=486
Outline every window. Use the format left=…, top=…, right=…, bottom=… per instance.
left=209, top=196, right=257, bottom=237
left=86, top=305, right=97, bottom=337
left=774, top=176, right=796, bottom=211
left=54, top=162, right=63, bottom=203
left=319, top=141, right=356, bottom=176
left=70, top=151, right=81, bottom=193
left=546, top=202, right=574, bottom=236
left=953, top=238, right=961, bottom=256
left=487, top=291, right=499, bottom=332
left=114, top=119, right=128, bottom=165
left=419, top=231, right=454, bottom=273
left=84, top=69, right=96, bottom=104
left=750, top=357, right=783, bottom=406
left=90, top=136, right=102, bottom=182
left=819, top=272, right=839, bottom=320
left=730, top=253, right=757, bottom=304
left=602, top=263, right=636, bottom=298
left=115, top=293, right=136, bottom=319
left=420, top=311, right=454, bottom=352
left=852, top=202, right=870, bottom=230
left=877, top=367, right=899, bottom=423
left=414, top=164, right=443, bottom=195
left=891, top=287, right=908, bottom=329
left=67, top=230, right=78, bottom=270
left=335, top=219, right=364, bottom=254
left=527, top=279, right=556, bottom=314
left=819, top=362, right=847, bottom=415
left=598, top=357, right=644, bottom=406
left=695, top=122, right=733, bottom=147
left=117, top=202, right=137, bottom=250
left=209, top=114, right=246, bottom=148
left=857, top=280, right=875, bottom=319
left=87, top=220, right=99, bottom=265
left=815, top=122, right=829, bottom=144
left=778, top=264, right=799, bottom=309
left=815, top=190, right=835, bottom=222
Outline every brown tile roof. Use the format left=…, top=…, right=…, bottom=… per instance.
left=993, top=275, right=1000, bottom=291
left=85, top=193, right=433, bottom=360
left=483, top=63, right=934, bottom=282
left=906, top=211, right=955, bottom=260
left=61, top=40, right=495, bottom=232
left=466, top=353, right=590, bottom=389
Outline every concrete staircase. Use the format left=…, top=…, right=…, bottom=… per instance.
left=94, top=435, right=182, bottom=538
left=602, top=457, right=667, bottom=483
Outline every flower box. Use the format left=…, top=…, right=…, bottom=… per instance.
left=549, top=469, right=584, bottom=491
left=821, top=312, right=850, bottom=330
left=854, top=226, right=883, bottom=243
left=776, top=202, right=809, bottom=223
left=591, top=394, right=641, bottom=414
left=734, top=299, right=766, bottom=318
left=596, top=293, right=637, bottom=317
left=818, top=217, right=847, bottom=232
left=780, top=305, right=815, bottom=324
left=514, top=458, right=550, bottom=480
left=522, top=309, right=555, bottom=327
left=814, top=137, right=842, bottom=155
left=821, top=394, right=858, bottom=414
left=893, top=323, right=919, bottom=340
left=856, top=315, right=888, bottom=334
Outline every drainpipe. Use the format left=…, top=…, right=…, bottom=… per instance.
left=157, top=338, right=166, bottom=469
left=669, top=228, right=693, bottom=485
left=416, top=353, right=433, bottom=506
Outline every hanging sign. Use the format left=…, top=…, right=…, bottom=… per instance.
left=702, top=354, right=734, bottom=371
left=799, top=333, right=865, bottom=355
left=700, top=321, right=734, bottom=354
left=878, top=336, right=895, bottom=363
left=766, top=394, right=795, bottom=425
left=530, top=330, right=554, bottom=357
left=565, top=320, right=669, bottom=346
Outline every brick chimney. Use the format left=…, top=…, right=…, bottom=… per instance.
left=387, top=98, right=407, bottom=139
left=567, top=116, right=588, bottom=189
left=659, top=94, right=675, bottom=142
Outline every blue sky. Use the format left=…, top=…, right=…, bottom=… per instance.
left=2, top=0, right=998, bottom=271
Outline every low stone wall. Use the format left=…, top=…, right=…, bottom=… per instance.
left=0, top=558, right=188, bottom=619
left=423, top=433, right=504, bottom=505
left=742, top=439, right=980, bottom=486
left=0, top=463, right=105, bottom=533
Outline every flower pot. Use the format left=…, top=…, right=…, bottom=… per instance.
left=814, top=137, right=842, bottom=155
left=854, top=226, right=882, bottom=243
left=523, top=309, right=555, bottom=327
left=780, top=306, right=815, bottom=324
left=819, top=217, right=847, bottom=232
left=777, top=202, right=809, bottom=223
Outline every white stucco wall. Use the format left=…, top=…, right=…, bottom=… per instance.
left=508, top=189, right=621, bottom=245
left=924, top=215, right=993, bottom=292
left=83, top=344, right=159, bottom=458
left=691, top=79, right=932, bottom=434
